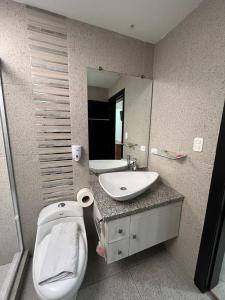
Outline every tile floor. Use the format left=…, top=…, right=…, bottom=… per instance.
left=20, top=236, right=213, bottom=300
left=0, top=263, right=10, bottom=291
left=211, top=255, right=225, bottom=299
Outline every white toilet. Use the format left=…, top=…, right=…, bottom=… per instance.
left=33, top=201, right=88, bottom=300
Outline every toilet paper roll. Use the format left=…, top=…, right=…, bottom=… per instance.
left=77, top=188, right=94, bottom=207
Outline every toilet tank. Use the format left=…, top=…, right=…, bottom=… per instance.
left=38, top=201, right=83, bottom=226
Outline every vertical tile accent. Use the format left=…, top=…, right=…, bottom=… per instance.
left=26, top=7, right=74, bottom=203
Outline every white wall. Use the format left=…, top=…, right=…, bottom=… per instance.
left=88, top=86, right=109, bottom=102
left=109, top=76, right=152, bottom=167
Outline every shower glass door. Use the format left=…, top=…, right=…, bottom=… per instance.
left=0, top=60, right=24, bottom=298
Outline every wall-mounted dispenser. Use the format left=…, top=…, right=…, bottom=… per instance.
left=72, top=145, right=82, bottom=161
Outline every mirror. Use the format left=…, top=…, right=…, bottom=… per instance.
left=87, top=67, right=152, bottom=173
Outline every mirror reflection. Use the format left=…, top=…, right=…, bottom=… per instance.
left=87, top=68, right=152, bottom=173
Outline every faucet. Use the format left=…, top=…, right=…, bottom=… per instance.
left=127, top=155, right=137, bottom=171
left=131, top=158, right=137, bottom=171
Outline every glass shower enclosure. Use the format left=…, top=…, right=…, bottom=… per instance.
left=0, top=59, right=24, bottom=298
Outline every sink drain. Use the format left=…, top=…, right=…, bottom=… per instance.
left=120, top=186, right=127, bottom=190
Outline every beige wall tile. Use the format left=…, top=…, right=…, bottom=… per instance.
left=67, top=19, right=153, bottom=78
left=0, top=0, right=31, bottom=85
left=0, top=156, right=19, bottom=264
left=3, top=84, right=38, bottom=156
left=13, top=154, right=43, bottom=252
left=150, top=0, right=225, bottom=278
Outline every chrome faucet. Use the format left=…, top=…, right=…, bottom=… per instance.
left=127, top=155, right=137, bottom=171
left=131, top=158, right=137, bottom=171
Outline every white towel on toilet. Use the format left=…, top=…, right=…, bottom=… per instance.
left=38, top=222, right=79, bottom=285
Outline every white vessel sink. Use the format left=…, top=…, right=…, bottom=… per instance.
left=99, top=171, right=159, bottom=201
left=89, top=159, right=128, bottom=174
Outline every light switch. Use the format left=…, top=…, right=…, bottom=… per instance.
left=125, top=132, right=128, bottom=140
left=193, top=137, right=204, bottom=152
left=140, top=145, right=146, bottom=152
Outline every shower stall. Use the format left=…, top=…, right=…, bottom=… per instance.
left=0, top=60, right=25, bottom=299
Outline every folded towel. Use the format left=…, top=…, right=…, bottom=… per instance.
left=38, top=222, right=79, bottom=286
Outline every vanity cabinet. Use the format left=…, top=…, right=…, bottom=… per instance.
left=93, top=201, right=182, bottom=264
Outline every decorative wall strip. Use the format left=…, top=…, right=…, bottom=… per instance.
left=27, top=7, right=74, bottom=203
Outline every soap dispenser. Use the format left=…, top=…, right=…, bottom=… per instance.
left=72, top=145, right=82, bottom=161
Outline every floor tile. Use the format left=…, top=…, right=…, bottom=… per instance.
left=20, top=262, right=39, bottom=300
left=122, top=243, right=165, bottom=269
left=78, top=271, right=141, bottom=300
left=0, top=263, right=10, bottom=291
left=82, top=234, right=128, bottom=287
left=211, top=281, right=225, bottom=300
left=20, top=245, right=211, bottom=300
left=129, top=249, right=208, bottom=300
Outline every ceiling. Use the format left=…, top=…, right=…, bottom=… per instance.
left=15, top=0, right=203, bottom=43
left=87, top=68, right=120, bottom=89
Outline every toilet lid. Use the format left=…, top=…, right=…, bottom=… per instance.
left=33, top=230, right=87, bottom=300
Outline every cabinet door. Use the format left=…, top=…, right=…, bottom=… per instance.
left=129, top=202, right=182, bottom=256
left=106, top=216, right=130, bottom=243
left=106, top=238, right=129, bottom=263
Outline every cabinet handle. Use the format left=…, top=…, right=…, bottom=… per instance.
left=132, top=234, right=137, bottom=239
left=118, top=250, right=122, bottom=255
left=118, top=229, right=123, bottom=234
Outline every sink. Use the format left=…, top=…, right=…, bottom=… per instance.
left=89, top=159, right=128, bottom=174
left=99, top=171, right=159, bottom=201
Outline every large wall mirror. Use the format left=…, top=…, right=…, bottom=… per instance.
left=87, top=67, right=152, bottom=173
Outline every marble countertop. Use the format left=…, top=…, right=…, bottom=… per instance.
left=90, top=175, right=184, bottom=221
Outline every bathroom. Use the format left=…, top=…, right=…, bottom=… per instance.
left=1, top=0, right=225, bottom=299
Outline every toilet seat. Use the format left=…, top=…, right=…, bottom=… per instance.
left=33, top=225, right=87, bottom=300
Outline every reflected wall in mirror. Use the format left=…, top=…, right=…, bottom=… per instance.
left=87, top=68, right=152, bottom=173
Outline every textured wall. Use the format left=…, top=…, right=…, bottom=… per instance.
left=0, top=0, right=42, bottom=254
left=88, top=86, right=109, bottom=102
left=0, top=0, right=154, bottom=251
left=108, top=76, right=152, bottom=167
left=0, top=122, right=18, bottom=264
left=150, top=0, right=225, bottom=278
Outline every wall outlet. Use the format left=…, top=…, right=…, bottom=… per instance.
left=193, top=137, right=204, bottom=152
left=140, top=145, right=146, bottom=152
left=125, top=132, right=128, bottom=140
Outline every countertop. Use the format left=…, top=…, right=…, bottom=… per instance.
left=90, top=175, right=184, bottom=221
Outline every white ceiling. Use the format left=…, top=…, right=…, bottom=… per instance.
left=15, top=0, right=203, bottom=43
left=87, top=68, right=120, bottom=89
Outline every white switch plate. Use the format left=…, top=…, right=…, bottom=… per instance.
left=193, top=137, right=204, bottom=152
left=140, top=145, right=146, bottom=152
left=125, top=132, right=128, bottom=140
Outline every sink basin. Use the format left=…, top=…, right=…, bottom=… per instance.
left=99, top=171, right=159, bottom=201
left=89, top=159, right=128, bottom=174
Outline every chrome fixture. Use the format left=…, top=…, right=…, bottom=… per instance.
left=131, top=158, right=137, bottom=171
left=127, top=155, right=137, bottom=171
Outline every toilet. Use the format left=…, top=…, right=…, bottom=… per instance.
left=33, top=201, right=88, bottom=300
